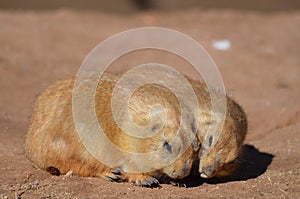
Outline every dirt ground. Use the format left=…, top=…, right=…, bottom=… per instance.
left=0, top=8, right=299, bottom=198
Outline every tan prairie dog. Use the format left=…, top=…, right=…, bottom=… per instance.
left=25, top=73, right=199, bottom=187
left=25, top=72, right=247, bottom=186
left=188, top=79, right=248, bottom=179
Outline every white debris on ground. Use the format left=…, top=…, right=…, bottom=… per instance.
left=212, top=39, right=231, bottom=51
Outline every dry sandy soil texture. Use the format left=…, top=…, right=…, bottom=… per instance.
left=0, top=9, right=299, bottom=198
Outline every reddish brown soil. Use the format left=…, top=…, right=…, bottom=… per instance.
left=0, top=9, right=299, bottom=198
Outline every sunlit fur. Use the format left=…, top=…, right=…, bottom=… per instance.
left=25, top=72, right=247, bottom=185
left=189, top=79, right=247, bottom=178
left=25, top=73, right=199, bottom=185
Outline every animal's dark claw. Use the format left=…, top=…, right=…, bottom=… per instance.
left=105, top=168, right=124, bottom=182
left=111, top=167, right=123, bottom=175
left=135, top=176, right=160, bottom=187
left=170, top=181, right=187, bottom=188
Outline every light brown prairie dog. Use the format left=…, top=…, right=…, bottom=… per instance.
left=25, top=72, right=247, bottom=186
left=188, top=79, right=248, bottom=178
left=25, top=73, right=199, bottom=186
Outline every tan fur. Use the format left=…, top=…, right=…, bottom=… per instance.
left=25, top=73, right=198, bottom=186
left=188, top=79, right=247, bottom=178
left=25, top=72, right=247, bottom=186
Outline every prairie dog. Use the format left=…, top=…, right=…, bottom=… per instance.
left=25, top=71, right=247, bottom=185
left=189, top=79, right=247, bottom=178
left=25, top=73, right=199, bottom=186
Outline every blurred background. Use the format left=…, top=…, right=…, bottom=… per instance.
left=1, top=0, right=300, bottom=13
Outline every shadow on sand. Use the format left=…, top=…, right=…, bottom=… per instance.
left=172, top=144, right=274, bottom=188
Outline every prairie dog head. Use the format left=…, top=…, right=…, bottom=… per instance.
left=158, top=128, right=199, bottom=179
left=197, top=100, right=247, bottom=179
left=198, top=126, right=240, bottom=178
left=186, top=78, right=247, bottom=178
left=126, top=83, right=199, bottom=178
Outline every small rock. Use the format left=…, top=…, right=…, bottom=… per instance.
left=212, top=39, right=231, bottom=51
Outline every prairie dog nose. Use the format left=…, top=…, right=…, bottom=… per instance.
left=199, top=165, right=215, bottom=178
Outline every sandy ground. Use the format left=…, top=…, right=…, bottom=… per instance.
left=0, top=9, right=299, bottom=198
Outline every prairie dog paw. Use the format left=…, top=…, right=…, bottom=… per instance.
left=170, top=181, right=187, bottom=188
left=104, top=168, right=124, bottom=182
left=134, top=176, right=160, bottom=187
left=126, top=173, right=160, bottom=187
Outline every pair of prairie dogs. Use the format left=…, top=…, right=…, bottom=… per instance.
left=25, top=72, right=247, bottom=186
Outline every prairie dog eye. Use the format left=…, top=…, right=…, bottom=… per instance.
left=208, top=135, right=213, bottom=147
left=163, top=141, right=172, bottom=153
